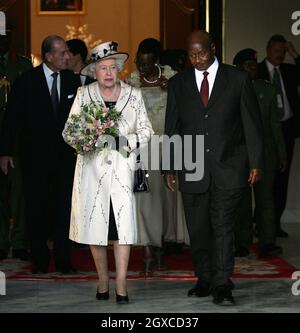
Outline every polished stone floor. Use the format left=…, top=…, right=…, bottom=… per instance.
left=0, top=223, right=300, bottom=314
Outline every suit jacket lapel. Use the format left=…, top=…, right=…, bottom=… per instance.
left=261, top=60, right=288, bottom=91
left=60, top=71, right=68, bottom=107
left=186, top=68, right=204, bottom=108
left=36, top=64, right=53, bottom=107
left=115, top=81, right=132, bottom=113
left=279, top=64, right=289, bottom=91
left=207, top=64, right=228, bottom=109
left=185, top=66, right=228, bottom=110
left=89, top=82, right=104, bottom=105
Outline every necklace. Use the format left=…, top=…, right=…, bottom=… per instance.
left=142, top=64, right=162, bottom=84
left=100, top=84, right=118, bottom=101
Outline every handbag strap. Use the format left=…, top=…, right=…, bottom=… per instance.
left=136, top=133, right=141, bottom=163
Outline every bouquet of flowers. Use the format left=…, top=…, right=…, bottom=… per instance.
left=63, top=102, right=122, bottom=155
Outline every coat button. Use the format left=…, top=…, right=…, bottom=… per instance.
left=107, top=160, right=112, bottom=165
left=205, top=114, right=209, bottom=118
left=206, top=149, right=210, bottom=153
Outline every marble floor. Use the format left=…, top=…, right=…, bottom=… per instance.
left=0, top=223, right=300, bottom=314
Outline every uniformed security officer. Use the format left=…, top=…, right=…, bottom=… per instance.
left=0, top=28, right=32, bottom=260
left=233, top=49, right=287, bottom=259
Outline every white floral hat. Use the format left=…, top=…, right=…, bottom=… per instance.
left=81, top=41, right=129, bottom=77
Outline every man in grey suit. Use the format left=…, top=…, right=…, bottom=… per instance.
left=163, top=31, right=263, bottom=305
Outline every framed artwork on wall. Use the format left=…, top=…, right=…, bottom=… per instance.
left=38, top=0, right=85, bottom=15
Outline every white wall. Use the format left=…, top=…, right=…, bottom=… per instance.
left=224, top=0, right=300, bottom=64
left=31, top=0, right=160, bottom=75
left=224, top=0, right=300, bottom=223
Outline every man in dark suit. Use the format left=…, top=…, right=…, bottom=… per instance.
left=66, top=38, right=95, bottom=86
left=258, top=34, right=300, bottom=238
left=163, top=31, right=263, bottom=305
left=233, top=48, right=286, bottom=259
left=0, top=35, right=80, bottom=274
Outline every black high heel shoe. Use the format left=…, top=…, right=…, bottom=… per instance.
left=96, top=288, right=109, bottom=300
left=116, top=291, right=129, bottom=304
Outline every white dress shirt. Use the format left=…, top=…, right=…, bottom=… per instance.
left=195, top=57, right=219, bottom=98
left=43, top=63, right=61, bottom=100
left=265, top=59, right=293, bottom=121
left=80, top=74, right=87, bottom=86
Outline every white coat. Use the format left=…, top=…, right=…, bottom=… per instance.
left=63, top=81, right=154, bottom=245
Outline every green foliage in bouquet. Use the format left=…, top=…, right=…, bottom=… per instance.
left=64, top=102, right=122, bottom=155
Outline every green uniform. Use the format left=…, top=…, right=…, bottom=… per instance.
left=235, top=79, right=287, bottom=249
left=0, top=52, right=32, bottom=254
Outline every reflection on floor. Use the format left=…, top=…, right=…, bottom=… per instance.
left=0, top=224, right=299, bottom=313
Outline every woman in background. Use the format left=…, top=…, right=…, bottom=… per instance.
left=127, top=38, right=188, bottom=275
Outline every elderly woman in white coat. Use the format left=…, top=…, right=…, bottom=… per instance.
left=63, top=41, right=153, bottom=303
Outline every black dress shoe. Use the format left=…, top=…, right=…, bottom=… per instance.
left=188, top=279, right=211, bottom=297
left=276, top=228, right=289, bottom=238
left=116, top=292, right=129, bottom=304
left=213, top=285, right=236, bottom=306
left=12, top=249, right=29, bottom=261
left=96, top=289, right=109, bottom=300
left=235, top=247, right=250, bottom=257
left=259, top=244, right=283, bottom=259
left=0, top=249, right=8, bottom=261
